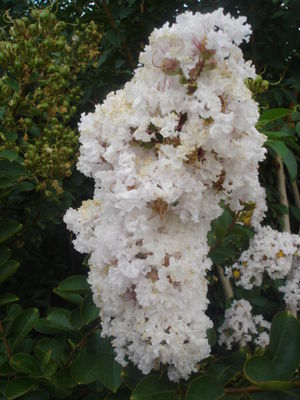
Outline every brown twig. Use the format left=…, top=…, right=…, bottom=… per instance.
left=101, top=0, right=135, bottom=70
left=0, top=320, right=11, bottom=359
left=66, top=322, right=100, bottom=366
left=225, top=381, right=300, bottom=395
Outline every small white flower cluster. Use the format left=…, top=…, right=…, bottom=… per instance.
left=65, top=9, right=267, bottom=380
left=218, top=299, right=271, bottom=350
left=226, top=226, right=300, bottom=290
left=279, top=256, right=300, bottom=311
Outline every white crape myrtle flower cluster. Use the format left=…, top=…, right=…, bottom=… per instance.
left=64, top=9, right=269, bottom=381
left=279, top=256, right=300, bottom=311
left=218, top=299, right=271, bottom=350
left=224, top=227, right=300, bottom=349
left=226, top=226, right=300, bottom=289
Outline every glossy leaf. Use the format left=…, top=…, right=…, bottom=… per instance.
left=55, top=275, right=90, bottom=294
left=10, top=308, right=39, bottom=350
left=46, top=309, right=78, bottom=331
left=186, top=375, right=224, bottom=400
left=131, top=375, right=177, bottom=400
left=35, top=338, right=62, bottom=363
left=0, top=160, right=25, bottom=177
left=267, top=140, right=297, bottom=181
left=0, top=222, right=22, bottom=244
left=258, top=108, right=290, bottom=125
left=208, top=350, right=247, bottom=385
left=53, top=288, right=83, bottom=305
left=71, top=353, right=100, bottom=385
left=4, top=378, right=37, bottom=400
left=10, top=353, right=42, bottom=377
left=81, top=294, right=99, bottom=324
left=0, top=246, right=11, bottom=265
left=0, top=260, right=20, bottom=284
left=266, top=311, right=300, bottom=379
left=54, top=367, right=77, bottom=389
left=0, top=293, right=19, bottom=306
left=244, top=355, right=293, bottom=390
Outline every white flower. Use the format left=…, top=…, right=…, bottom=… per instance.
left=226, top=226, right=300, bottom=290
left=218, top=300, right=271, bottom=350
left=64, top=8, right=268, bottom=380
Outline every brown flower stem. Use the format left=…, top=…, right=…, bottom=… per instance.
left=0, top=320, right=11, bottom=359
left=66, top=322, right=99, bottom=366
left=101, top=0, right=135, bottom=70
left=225, top=381, right=300, bottom=394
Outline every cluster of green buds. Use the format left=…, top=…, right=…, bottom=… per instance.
left=0, top=8, right=102, bottom=195
left=245, top=75, right=269, bottom=96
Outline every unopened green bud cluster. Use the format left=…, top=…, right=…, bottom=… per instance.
left=245, top=75, right=269, bottom=96
left=0, top=8, right=102, bottom=194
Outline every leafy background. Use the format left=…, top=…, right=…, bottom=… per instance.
left=0, top=0, right=299, bottom=399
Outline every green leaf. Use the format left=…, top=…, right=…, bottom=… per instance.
left=121, top=363, right=145, bottom=390
left=10, top=353, right=41, bottom=377
left=0, top=150, right=19, bottom=161
left=71, top=353, right=100, bottom=385
left=4, top=378, right=37, bottom=400
left=4, top=78, right=20, bottom=92
left=244, top=356, right=293, bottom=390
left=0, top=357, right=15, bottom=376
left=54, top=368, right=77, bottom=389
left=35, top=338, right=62, bottom=363
left=0, top=160, right=25, bottom=177
left=290, top=205, right=300, bottom=222
left=0, top=176, right=15, bottom=189
left=266, top=140, right=297, bottom=180
left=16, top=182, right=35, bottom=192
left=207, top=350, right=247, bottom=385
left=0, top=106, right=6, bottom=119
left=0, top=293, right=18, bottom=306
left=0, top=246, right=11, bottom=265
left=10, top=308, right=39, bottom=350
left=70, top=307, right=86, bottom=329
left=55, top=275, right=90, bottom=294
left=258, top=108, right=290, bottom=125
left=266, top=311, right=300, bottom=379
left=34, top=317, right=70, bottom=334
left=262, top=130, right=294, bottom=139
left=14, top=338, right=35, bottom=354
left=53, top=288, right=83, bottom=305
left=95, top=337, right=122, bottom=392
left=46, top=309, right=78, bottom=331
left=87, top=380, right=105, bottom=393
left=41, top=354, right=58, bottom=378
left=131, top=375, right=177, bottom=400
left=23, top=390, right=50, bottom=400
left=296, top=121, right=300, bottom=136
left=0, top=222, right=22, bottom=244
left=81, top=294, right=99, bottom=324
left=209, top=208, right=233, bottom=244
left=207, top=328, right=216, bottom=347
left=106, top=29, right=124, bottom=47
left=0, top=260, right=20, bottom=285
left=28, top=125, right=41, bottom=136
left=186, top=375, right=224, bottom=400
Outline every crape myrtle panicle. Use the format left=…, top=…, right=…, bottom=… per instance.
left=64, top=8, right=297, bottom=380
